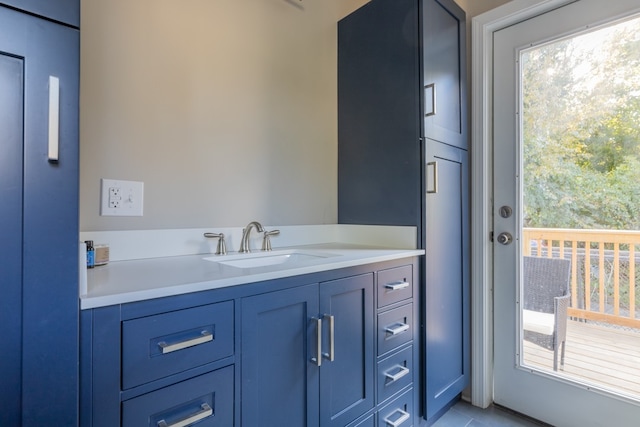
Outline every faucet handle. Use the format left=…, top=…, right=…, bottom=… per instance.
left=204, top=232, right=227, bottom=255
left=262, top=229, right=280, bottom=251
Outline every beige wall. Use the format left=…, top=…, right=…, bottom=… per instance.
left=80, top=0, right=368, bottom=231
left=456, top=0, right=511, bottom=18
left=79, top=0, right=507, bottom=232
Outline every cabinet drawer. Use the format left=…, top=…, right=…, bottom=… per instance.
left=377, top=303, right=413, bottom=356
left=377, top=265, right=413, bottom=308
left=122, top=301, right=234, bottom=389
left=377, top=345, right=413, bottom=404
left=348, top=413, right=375, bottom=427
left=122, top=365, right=234, bottom=427
left=377, top=388, right=414, bottom=427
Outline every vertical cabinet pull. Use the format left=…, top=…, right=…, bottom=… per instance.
left=322, top=314, right=335, bottom=361
left=157, top=330, right=212, bottom=354
left=48, top=76, right=60, bottom=163
left=425, top=83, right=436, bottom=117
left=311, top=317, right=322, bottom=366
left=427, top=161, right=438, bottom=194
left=384, top=281, right=410, bottom=291
left=384, top=408, right=410, bottom=427
left=157, top=403, right=213, bottom=427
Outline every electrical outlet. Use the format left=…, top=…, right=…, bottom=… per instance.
left=100, top=179, right=144, bottom=216
left=108, top=187, right=121, bottom=208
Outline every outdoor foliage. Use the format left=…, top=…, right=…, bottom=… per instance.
left=522, top=19, right=640, bottom=230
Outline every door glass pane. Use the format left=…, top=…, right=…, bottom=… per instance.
left=520, top=16, right=640, bottom=401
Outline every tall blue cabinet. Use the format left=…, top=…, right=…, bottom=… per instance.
left=0, top=1, right=79, bottom=425
left=338, top=0, right=469, bottom=423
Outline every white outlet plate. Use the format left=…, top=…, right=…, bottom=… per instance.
left=100, top=179, right=144, bottom=216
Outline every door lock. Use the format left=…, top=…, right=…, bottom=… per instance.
left=497, top=232, right=513, bottom=245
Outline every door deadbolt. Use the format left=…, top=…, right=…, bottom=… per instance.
left=497, top=232, right=513, bottom=245
left=499, top=206, right=513, bottom=218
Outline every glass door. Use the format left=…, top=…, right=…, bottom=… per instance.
left=493, top=0, right=640, bottom=424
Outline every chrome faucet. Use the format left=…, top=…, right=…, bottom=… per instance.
left=239, top=221, right=264, bottom=253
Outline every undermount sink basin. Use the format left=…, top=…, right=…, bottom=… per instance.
left=203, top=249, right=339, bottom=269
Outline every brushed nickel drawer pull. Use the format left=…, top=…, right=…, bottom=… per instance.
left=385, top=281, right=410, bottom=291
left=157, top=403, right=213, bottom=427
left=311, top=317, right=322, bottom=366
left=425, top=83, right=436, bottom=117
left=322, top=314, right=335, bottom=362
left=384, top=408, right=410, bottom=427
left=384, top=365, right=410, bottom=383
left=48, top=76, right=60, bottom=162
left=158, top=330, right=212, bottom=354
left=385, top=323, right=410, bottom=336
left=427, top=161, right=438, bottom=194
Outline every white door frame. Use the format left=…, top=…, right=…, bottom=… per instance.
left=469, top=0, right=576, bottom=409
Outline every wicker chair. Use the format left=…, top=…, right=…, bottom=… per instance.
left=522, top=256, right=571, bottom=371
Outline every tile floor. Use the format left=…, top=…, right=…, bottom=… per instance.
left=431, top=400, right=549, bottom=427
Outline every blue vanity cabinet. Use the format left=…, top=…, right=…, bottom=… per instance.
left=81, top=257, right=419, bottom=426
left=338, top=0, right=469, bottom=423
left=0, top=0, right=79, bottom=27
left=241, top=274, right=375, bottom=427
left=0, top=3, right=79, bottom=425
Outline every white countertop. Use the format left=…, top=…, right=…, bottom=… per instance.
left=81, top=243, right=424, bottom=309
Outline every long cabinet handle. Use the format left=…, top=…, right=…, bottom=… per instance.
left=158, top=330, right=212, bottom=354
left=157, top=403, right=213, bottom=427
left=425, top=82, right=436, bottom=117
left=427, top=161, right=438, bottom=194
left=384, top=281, right=410, bottom=291
left=48, top=76, right=60, bottom=163
left=385, top=323, right=410, bottom=336
left=322, top=314, right=335, bottom=361
left=384, top=408, right=410, bottom=427
left=311, top=317, right=322, bottom=366
left=384, top=365, right=410, bottom=383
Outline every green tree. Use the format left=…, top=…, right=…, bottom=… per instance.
left=522, top=19, right=640, bottom=231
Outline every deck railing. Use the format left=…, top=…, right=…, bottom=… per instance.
left=523, top=228, right=640, bottom=329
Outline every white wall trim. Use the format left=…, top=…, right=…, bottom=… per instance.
left=470, top=0, right=575, bottom=409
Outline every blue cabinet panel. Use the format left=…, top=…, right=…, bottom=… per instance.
left=337, top=0, right=422, bottom=231
left=425, top=141, right=469, bottom=419
left=423, top=0, right=467, bottom=150
left=320, top=274, right=375, bottom=427
left=377, top=345, right=414, bottom=405
left=122, top=366, right=234, bottom=427
left=377, top=387, right=414, bottom=427
left=241, top=284, right=320, bottom=427
left=123, top=301, right=234, bottom=389
left=377, top=264, right=414, bottom=308
left=0, top=47, right=24, bottom=427
left=0, top=4, right=79, bottom=425
left=0, top=0, right=79, bottom=27
left=377, top=303, right=413, bottom=356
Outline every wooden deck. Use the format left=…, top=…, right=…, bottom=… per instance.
left=523, top=319, right=640, bottom=398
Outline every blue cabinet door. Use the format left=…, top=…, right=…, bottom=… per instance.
left=422, top=0, right=467, bottom=150
left=241, top=284, right=320, bottom=427
left=0, top=35, right=25, bottom=427
left=425, top=141, right=469, bottom=419
left=0, top=5, right=79, bottom=425
left=0, top=0, right=79, bottom=27
left=320, top=274, right=375, bottom=427
left=337, top=0, right=422, bottom=232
